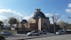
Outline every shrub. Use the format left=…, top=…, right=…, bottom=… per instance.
left=0, top=35, right=5, bottom=40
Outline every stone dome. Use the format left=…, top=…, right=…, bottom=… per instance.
left=32, top=9, right=46, bottom=19
left=21, top=19, right=27, bottom=24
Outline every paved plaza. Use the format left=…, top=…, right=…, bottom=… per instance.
left=6, top=33, right=71, bottom=40
left=29, top=34, right=71, bottom=40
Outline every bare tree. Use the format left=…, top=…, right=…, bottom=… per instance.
left=0, top=21, right=3, bottom=30
left=58, top=21, right=68, bottom=33
left=51, top=14, right=60, bottom=33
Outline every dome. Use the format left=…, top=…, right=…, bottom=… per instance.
left=32, top=9, right=46, bottom=19
left=21, top=19, right=27, bottom=24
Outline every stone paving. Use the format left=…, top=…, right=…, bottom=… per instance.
left=29, top=34, right=71, bottom=40
left=6, top=33, right=56, bottom=40
left=6, top=33, right=71, bottom=40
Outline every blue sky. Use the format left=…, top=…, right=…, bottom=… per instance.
left=0, top=0, right=71, bottom=23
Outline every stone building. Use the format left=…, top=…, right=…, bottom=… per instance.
left=26, top=9, right=50, bottom=31
left=16, top=9, right=50, bottom=34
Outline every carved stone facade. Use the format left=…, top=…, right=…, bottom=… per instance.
left=17, top=9, right=50, bottom=32
left=25, top=9, right=50, bottom=31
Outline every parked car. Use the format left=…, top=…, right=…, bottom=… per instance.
left=26, top=31, right=40, bottom=36
left=0, top=31, right=12, bottom=37
left=58, top=30, right=65, bottom=34
left=38, top=31, right=47, bottom=34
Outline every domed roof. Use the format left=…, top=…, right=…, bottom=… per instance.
left=32, top=9, right=46, bottom=19
left=21, top=19, right=27, bottom=24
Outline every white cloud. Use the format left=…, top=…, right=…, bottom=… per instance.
left=45, top=13, right=60, bottom=24
left=0, top=9, right=25, bottom=21
left=49, top=18, right=53, bottom=24
left=24, top=16, right=30, bottom=20
left=0, top=9, right=24, bottom=17
left=45, top=13, right=53, bottom=17
left=23, top=13, right=34, bottom=20
left=23, top=15, right=33, bottom=20
left=45, top=13, right=53, bottom=24
left=65, top=9, right=71, bottom=13
left=68, top=3, right=71, bottom=8
left=66, top=3, right=71, bottom=13
left=0, top=15, right=8, bottom=21
left=45, top=13, right=60, bottom=17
